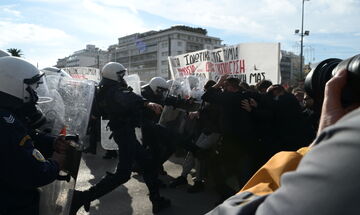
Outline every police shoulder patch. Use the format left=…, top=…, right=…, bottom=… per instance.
left=3, top=115, right=15, bottom=124
left=32, top=149, right=46, bottom=162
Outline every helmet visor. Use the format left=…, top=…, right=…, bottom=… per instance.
left=34, top=74, right=54, bottom=104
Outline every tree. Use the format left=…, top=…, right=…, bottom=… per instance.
left=7, top=48, right=23, bottom=57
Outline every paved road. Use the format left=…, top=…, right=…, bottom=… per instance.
left=74, top=147, right=218, bottom=215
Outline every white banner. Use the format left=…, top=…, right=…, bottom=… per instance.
left=168, top=43, right=281, bottom=85
left=63, top=67, right=101, bottom=83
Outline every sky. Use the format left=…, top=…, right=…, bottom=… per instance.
left=1, top=0, right=359, bottom=68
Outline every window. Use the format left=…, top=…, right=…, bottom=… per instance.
left=161, top=60, right=168, bottom=65
left=177, top=51, right=182, bottom=55
left=177, top=41, right=183, bottom=46
left=161, top=51, right=168, bottom=57
left=161, top=42, right=168, bottom=48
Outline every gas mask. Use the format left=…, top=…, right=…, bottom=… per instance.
left=20, top=74, right=47, bottom=129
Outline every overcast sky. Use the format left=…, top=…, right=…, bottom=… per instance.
left=1, top=0, right=359, bottom=68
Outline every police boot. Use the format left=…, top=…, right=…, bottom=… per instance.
left=69, top=190, right=91, bottom=215
left=150, top=194, right=171, bottom=213
left=71, top=171, right=129, bottom=215
left=70, top=181, right=121, bottom=215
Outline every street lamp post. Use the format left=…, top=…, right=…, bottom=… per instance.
left=295, top=0, right=310, bottom=81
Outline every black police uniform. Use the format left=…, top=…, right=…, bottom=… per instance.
left=141, top=85, right=175, bottom=172
left=0, top=108, right=59, bottom=215
left=71, top=79, right=170, bottom=214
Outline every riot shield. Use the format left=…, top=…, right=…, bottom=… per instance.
left=37, top=75, right=66, bottom=135
left=36, top=75, right=95, bottom=215
left=101, top=74, right=142, bottom=150
left=190, top=75, right=207, bottom=101
left=124, top=74, right=141, bottom=94
left=39, top=74, right=95, bottom=148
left=159, top=77, right=201, bottom=135
left=59, top=78, right=95, bottom=149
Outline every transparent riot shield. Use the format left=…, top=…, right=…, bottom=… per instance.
left=37, top=75, right=66, bottom=135
left=101, top=74, right=142, bottom=150
left=59, top=78, right=95, bottom=148
left=190, top=75, right=207, bottom=101
left=124, top=74, right=141, bottom=95
left=159, top=77, right=198, bottom=135
left=36, top=75, right=95, bottom=215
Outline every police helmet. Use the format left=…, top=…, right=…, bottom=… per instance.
left=0, top=56, right=44, bottom=104
left=0, top=49, right=11, bottom=58
left=41, top=66, right=72, bottom=78
left=149, top=77, right=168, bottom=95
left=101, top=62, right=127, bottom=82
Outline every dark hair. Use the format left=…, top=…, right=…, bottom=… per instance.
left=239, top=82, right=250, bottom=89
left=256, top=80, right=272, bottom=92
left=225, top=77, right=240, bottom=89
left=267, top=84, right=285, bottom=95
left=204, top=80, right=216, bottom=90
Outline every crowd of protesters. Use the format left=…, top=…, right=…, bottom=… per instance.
left=163, top=74, right=318, bottom=205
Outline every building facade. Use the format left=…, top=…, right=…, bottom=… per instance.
left=280, top=50, right=301, bottom=85
left=56, top=45, right=108, bottom=69
left=108, top=26, right=223, bottom=81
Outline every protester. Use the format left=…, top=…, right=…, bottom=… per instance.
left=292, top=87, right=305, bottom=108
left=202, top=75, right=259, bottom=202
left=302, top=93, right=318, bottom=141
left=266, top=84, right=310, bottom=150
left=255, top=80, right=272, bottom=94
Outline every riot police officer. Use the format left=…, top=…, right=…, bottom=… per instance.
left=141, top=77, right=174, bottom=176
left=0, top=56, right=69, bottom=215
left=70, top=62, right=171, bottom=214
left=142, top=77, right=169, bottom=105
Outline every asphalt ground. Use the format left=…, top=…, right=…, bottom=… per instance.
left=74, top=146, right=219, bottom=215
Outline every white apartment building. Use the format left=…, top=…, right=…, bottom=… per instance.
left=56, top=45, right=108, bottom=69
left=108, top=25, right=223, bottom=81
